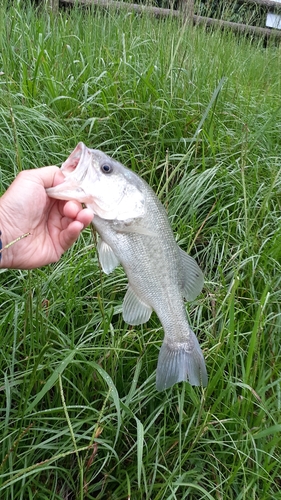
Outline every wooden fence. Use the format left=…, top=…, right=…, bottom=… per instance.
left=44, top=0, right=281, bottom=38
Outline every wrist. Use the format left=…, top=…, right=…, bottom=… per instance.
left=0, top=201, right=17, bottom=269
left=0, top=231, right=13, bottom=270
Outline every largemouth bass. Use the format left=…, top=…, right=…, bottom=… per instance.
left=46, top=142, right=208, bottom=391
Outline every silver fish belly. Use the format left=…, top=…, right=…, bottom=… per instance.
left=46, top=142, right=208, bottom=391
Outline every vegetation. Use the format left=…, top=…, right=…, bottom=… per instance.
left=134, top=0, right=270, bottom=28
left=0, top=1, right=281, bottom=498
left=195, top=0, right=267, bottom=26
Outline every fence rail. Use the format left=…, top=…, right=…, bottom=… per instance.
left=240, top=0, right=281, bottom=7
left=46, top=0, right=281, bottom=37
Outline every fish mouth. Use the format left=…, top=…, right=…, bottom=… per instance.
left=46, top=142, right=146, bottom=221
left=46, top=142, right=94, bottom=203
left=60, top=142, right=88, bottom=175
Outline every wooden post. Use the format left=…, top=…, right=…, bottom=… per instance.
left=44, top=0, right=59, bottom=11
left=179, top=0, right=194, bottom=25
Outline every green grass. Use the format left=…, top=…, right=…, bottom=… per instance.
left=0, top=1, right=281, bottom=498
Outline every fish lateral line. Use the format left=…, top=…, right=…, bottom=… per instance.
left=115, top=225, right=158, bottom=237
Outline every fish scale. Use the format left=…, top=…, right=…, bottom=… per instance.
left=46, top=142, right=208, bottom=391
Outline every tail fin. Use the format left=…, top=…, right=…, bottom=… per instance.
left=156, top=329, right=208, bottom=391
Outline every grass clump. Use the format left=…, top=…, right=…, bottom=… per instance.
left=0, top=1, right=281, bottom=498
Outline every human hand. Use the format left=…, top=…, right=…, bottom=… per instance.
left=0, top=166, right=93, bottom=269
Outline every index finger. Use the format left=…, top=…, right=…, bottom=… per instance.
left=18, top=166, right=62, bottom=189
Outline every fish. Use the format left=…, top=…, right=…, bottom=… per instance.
left=46, top=142, right=208, bottom=391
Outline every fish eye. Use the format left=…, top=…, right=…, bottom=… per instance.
left=101, top=164, right=113, bottom=174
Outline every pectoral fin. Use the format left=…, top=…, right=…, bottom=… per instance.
left=123, top=286, right=152, bottom=325
left=97, top=239, right=120, bottom=274
left=178, top=247, right=204, bottom=302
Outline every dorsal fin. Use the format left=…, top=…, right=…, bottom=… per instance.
left=178, top=247, right=204, bottom=302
